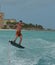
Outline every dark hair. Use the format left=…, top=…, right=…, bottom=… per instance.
left=19, top=20, right=22, bottom=23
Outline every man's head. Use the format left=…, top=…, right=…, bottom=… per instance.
left=17, top=20, right=24, bottom=25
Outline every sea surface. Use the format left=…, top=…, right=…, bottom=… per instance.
left=0, top=30, right=55, bottom=65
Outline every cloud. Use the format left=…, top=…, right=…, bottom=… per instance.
left=1, top=0, right=55, bottom=6
left=0, top=0, right=17, bottom=5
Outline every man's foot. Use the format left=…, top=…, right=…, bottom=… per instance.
left=18, top=43, right=21, bottom=46
left=13, top=40, right=16, bottom=43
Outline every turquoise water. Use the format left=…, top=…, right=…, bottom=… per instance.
left=0, top=30, right=55, bottom=65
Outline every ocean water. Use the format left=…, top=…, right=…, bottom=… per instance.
left=0, top=30, right=55, bottom=65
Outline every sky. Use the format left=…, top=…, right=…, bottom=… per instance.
left=0, top=0, right=55, bottom=29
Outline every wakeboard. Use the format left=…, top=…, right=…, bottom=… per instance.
left=9, top=40, right=25, bottom=49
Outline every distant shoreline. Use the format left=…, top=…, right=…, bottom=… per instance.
left=0, top=29, right=15, bottom=31
left=0, top=29, right=55, bottom=32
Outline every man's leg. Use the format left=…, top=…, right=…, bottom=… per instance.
left=14, top=36, right=18, bottom=42
left=19, top=35, right=22, bottom=45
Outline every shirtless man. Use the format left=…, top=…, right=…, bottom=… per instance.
left=14, top=20, right=24, bottom=45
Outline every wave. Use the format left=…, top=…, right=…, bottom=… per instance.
left=35, top=56, right=55, bottom=65
left=8, top=47, right=55, bottom=65
left=23, top=38, right=55, bottom=49
left=0, top=37, right=55, bottom=65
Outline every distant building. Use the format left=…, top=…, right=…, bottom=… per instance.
left=0, top=12, right=17, bottom=29
left=3, top=19, right=16, bottom=25
left=0, top=12, right=4, bottom=28
left=3, top=19, right=16, bottom=29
